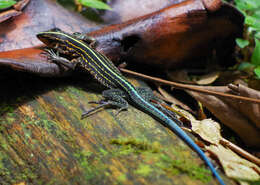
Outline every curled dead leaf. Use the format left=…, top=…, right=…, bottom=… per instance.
left=195, top=72, right=220, bottom=85
left=207, top=145, right=260, bottom=182
left=186, top=84, right=260, bottom=147
left=228, top=84, right=260, bottom=129
left=167, top=70, right=220, bottom=85
left=192, top=119, right=222, bottom=145
left=166, top=103, right=260, bottom=182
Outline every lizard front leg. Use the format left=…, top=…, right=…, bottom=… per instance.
left=81, top=88, right=128, bottom=119
left=43, top=49, right=81, bottom=69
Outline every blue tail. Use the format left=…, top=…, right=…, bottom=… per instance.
left=167, top=120, right=225, bottom=185
left=130, top=92, right=225, bottom=185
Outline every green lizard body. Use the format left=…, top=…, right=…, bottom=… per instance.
left=37, top=28, right=225, bottom=185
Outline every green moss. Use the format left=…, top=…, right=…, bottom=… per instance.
left=172, top=160, right=210, bottom=182
left=250, top=180, right=260, bottom=185
left=56, top=93, right=70, bottom=108
left=159, top=153, right=211, bottom=182
left=74, top=150, right=92, bottom=159
left=17, top=167, right=38, bottom=182
left=110, top=138, right=211, bottom=183
left=73, top=149, right=100, bottom=180
left=46, top=149, right=52, bottom=155
left=5, top=117, right=15, bottom=123
left=135, top=164, right=153, bottom=177
left=21, top=123, right=32, bottom=138
left=99, top=148, right=109, bottom=156
left=110, top=138, right=160, bottom=154
left=0, top=103, right=14, bottom=115
left=117, top=174, right=127, bottom=182
left=1, top=143, right=8, bottom=150
left=33, top=119, right=71, bottom=142
left=0, top=151, right=38, bottom=184
left=0, top=152, right=6, bottom=170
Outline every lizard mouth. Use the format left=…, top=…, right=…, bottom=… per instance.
left=37, top=34, right=77, bottom=56
left=37, top=33, right=56, bottom=46
left=36, top=32, right=67, bottom=49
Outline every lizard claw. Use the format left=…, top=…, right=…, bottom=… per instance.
left=81, top=101, right=110, bottom=119
left=114, top=106, right=127, bottom=116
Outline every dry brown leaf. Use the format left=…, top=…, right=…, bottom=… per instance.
left=170, top=104, right=260, bottom=182
left=13, top=182, right=26, bottom=185
left=170, top=104, right=222, bottom=145
left=167, top=70, right=220, bottom=85
left=167, top=70, right=194, bottom=84
left=207, top=145, right=260, bottom=182
left=192, top=119, right=222, bottom=144
left=171, top=105, right=220, bottom=145
left=157, top=86, right=194, bottom=113
left=228, top=84, right=260, bottom=129
left=171, top=104, right=197, bottom=121
left=197, top=102, right=207, bottom=120
left=186, top=84, right=260, bottom=147
left=195, top=72, right=220, bottom=85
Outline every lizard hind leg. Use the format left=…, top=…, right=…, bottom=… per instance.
left=136, top=87, right=182, bottom=126
left=136, top=87, right=157, bottom=102
left=81, top=88, right=129, bottom=119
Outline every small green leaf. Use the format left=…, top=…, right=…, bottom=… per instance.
left=235, top=0, right=258, bottom=11
left=254, top=66, right=260, bottom=78
left=255, top=32, right=260, bottom=39
left=78, top=0, right=111, bottom=10
left=0, top=0, right=16, bottom=9
left=252, top=10, right=260, bottom=19
left=251, top=38, right=260, bottom=65
left=252, top=0, right=260, bottom=8
left=245, top=16, right=256, bottom=26
left=248, top=17, right=260, bottom=30
left=236, top=38, right=249, bottom=48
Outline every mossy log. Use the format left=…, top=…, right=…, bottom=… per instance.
left=0, top=72, right=234, bottom=185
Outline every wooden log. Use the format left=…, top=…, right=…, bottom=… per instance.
left=0, top=73, right=235, bottom=184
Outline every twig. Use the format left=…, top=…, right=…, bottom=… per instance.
left=120, top=68, right=260, bottom=104
left=220, top=139, right=260, bottom=166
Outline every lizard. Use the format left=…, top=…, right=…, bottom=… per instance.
left=37, top=28, right=225, bottom=185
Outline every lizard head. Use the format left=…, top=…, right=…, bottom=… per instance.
left=37, top=28, right=79, bottom=55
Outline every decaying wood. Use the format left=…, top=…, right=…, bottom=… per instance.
left=0, top=73, right=235, bottom=185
